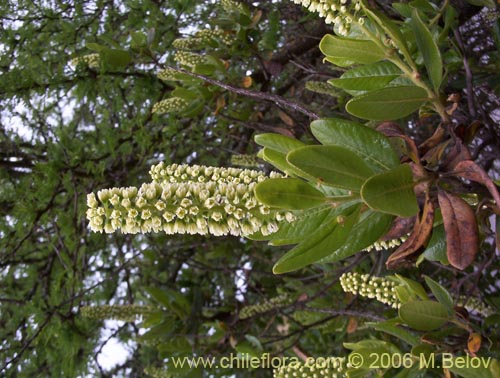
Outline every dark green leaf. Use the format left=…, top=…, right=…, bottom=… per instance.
left=273, top=205, right=360, bottom=274
left=319, top=34, right=386, bottom=64
left=423, top=275, right=454, bottom=313
left=399, top=300, right=450, bottom=331
left=367, top=318, right=420, bottom=346
left=346, top=86, right=428, bottom=120
left=254, top=178, right=326, bottom=210
left=328, top=61, right=402, bottom=92
left=410, top=9, right=443, bottom=91
left=100, top=48, right=131, bottom=70
left=310, top=118, right=400, bottom=172
left=287, top=145, right=374, bottom=191
left=320, top=210, right=393, bottom=263
left=417, top=224, right=449, bottom=265
left=254, top=133, right=305, bottom=154
left=361, top=164, right=419, bottom=217
left=268, top=206, right=336, bottom=245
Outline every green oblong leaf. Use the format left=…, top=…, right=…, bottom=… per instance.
left=254, top=133, right=305, bottom=154
left=361, top=163, right=419, bottom=217
left=328, top=61, right=402, bottom=92
left=273, top=205, right=360, bottom=274
left=259, top=148, right=304, bottom=178
left=367, top=318, right=420, bottom=346
left=423, top=275, right=454, bottom=314
left=100, top=48, right=131, bottom=70
left=320, top=210, right=393, bottom=263
left=360, top=0, right=412, bottom=66
left=254, top=178, right=326, bottom=210
left=399, top=300, right=450, bottom=331
left=287, top=145, right=374, bottom=191
left=410, top=8, right=443, bottom=91
left=346, top=86, right=429, bottom=121
left=311, top=118, right=400, bottom=173
left=319, top=34, right=386, bottom=64
left=268, top=206, right=336, bottom=245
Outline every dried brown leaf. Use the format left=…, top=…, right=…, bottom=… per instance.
left=453, top=160, right=500, bottom=207
left=386, top=190, right=434, bottom=269
left=381, top=216, right=415, bottom=241
left=377, top=122, right=419, bottom=162
left=438, top=189, right=479, bottom=270
left=278, top=110, right=294, bottom=127
left=468, top=333, right=481, bottom=354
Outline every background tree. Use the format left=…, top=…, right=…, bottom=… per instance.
left=1, top=0, right=499, bottom=377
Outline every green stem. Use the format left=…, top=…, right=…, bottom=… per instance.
left=353, top=19, right=449, bottom=122
left=429, top=0, right=449, bottom=27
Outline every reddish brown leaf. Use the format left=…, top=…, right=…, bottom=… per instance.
left=453, top=160, right=500, bottom=207
left=386, top=190, right=435, bottom=269
left=443, top=138, right=471, bottom=171
left=497, top=216, right=500, bottom=255
left=438, top=189, right=479, bottom=270
left=468, top=333, right=481, bottom=354
left=242, top=76, right=253, bottom=88
left=347, top=317, right=358, bottom=334
left=278, top=110, right=294, bottom=127
left=377, top=122, right=419, bottom=162
left=419, top=125, right=446, bottom=154
left=381, top=216, right=416, bottom=241
left=263, top=60, right=283, bottom=76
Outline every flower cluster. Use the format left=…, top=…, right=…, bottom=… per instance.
left=363, top=236, right=407, bottom=253
left=340, top=272, right=400, bottom=308
left=149, top=162, right=279, bottom=185
left=87, top=164, right=295, bottom=237
left=290, top=0, right=364, bottom=35
left=174, top=51, right=208, bottom=68
left=172, top=29, right=234, bottom=50
left=305, top=81, right=342, bottom=97
left=230, top=154, right=260, bottom=168
left=220, top=0, right=247, bottom=13
left=152, top=97, right=189, bottom=114
left=239, top=294, right=293, bottom=319
left=273, top=357, right=347, bottom=378
left=80, top=305, right=155, bottom=322
left=70, top=53, right=100, bottom=69
left=157, top=68, right=182, bottom=82
left=457, top=296, right=495, bottom=317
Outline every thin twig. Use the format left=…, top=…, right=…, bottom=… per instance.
left=453, top=28, right=476, bottom=119
left=165, top=66, right=319, bottom=120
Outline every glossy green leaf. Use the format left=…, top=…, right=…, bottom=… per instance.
left=417, top=224, right=449, bottom=265
left=287, top=145, right=374, bottom=191
left=100, top=48, right=131, bottom=70
left=395, top=274, right=429, bottom=300
left=311, top=118, right=400, bottom=173
left=361, top=163, right=419, bottom=217
left=410, top=9, right=443, bottom=91
left=319, top=34, right=386, bottom=64
left=449, top=357, right=495, bottom=378
left=346, top=86, right=428, bottom=120
left=273, top=205, right=359, bottom=274
left=367, top=318, right=420, bottom=346
left=399, top=300, right=450, bottom=331
left=328, top=61, right=402, bottom=92
left=254, top=133, right=305, bottom=154
left=268, top=206, right=336, bottom=245
left=360, top=0, right=412, bottom=62
left=259, top=148, right=303, bottom=177
left=320, top=210, right=393, bottom=263
left=254, top=178, right=326, bottom=210
left=86, top=42, right=105, bottom=51
left=423, top=275, right=454, bottom=313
